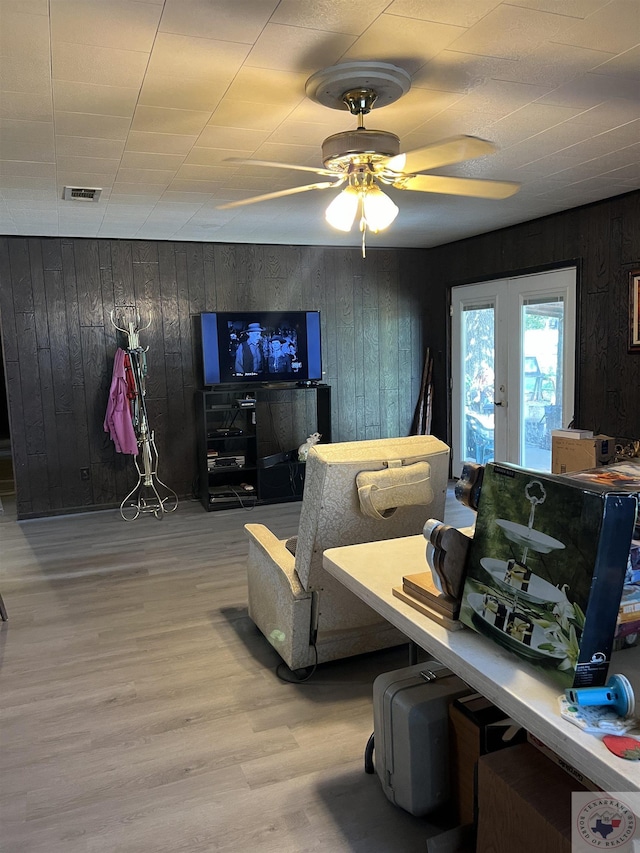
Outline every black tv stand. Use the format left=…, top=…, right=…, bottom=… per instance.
left=195, top=385, right=331, bottom=512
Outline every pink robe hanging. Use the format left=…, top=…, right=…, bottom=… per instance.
left=104, top=348, right=139, bottom=455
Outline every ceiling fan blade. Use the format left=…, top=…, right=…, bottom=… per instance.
left=392, top=173, right=520, bottom=199
left=382, top=135, right=497, bottom=175
left=216, top=180, right=343, bottom=210
left=224, top=157, right=337, bottom=177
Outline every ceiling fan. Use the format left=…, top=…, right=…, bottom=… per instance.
left=217, top=62, right=520, bottom=255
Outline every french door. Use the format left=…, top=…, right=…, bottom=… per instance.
left=451, top=268, right=576, bottom=477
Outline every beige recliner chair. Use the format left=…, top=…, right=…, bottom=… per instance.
left=245, top=435, right=450, bottom=671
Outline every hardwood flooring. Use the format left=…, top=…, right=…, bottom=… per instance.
left=0, top=490, right=474, bottom=853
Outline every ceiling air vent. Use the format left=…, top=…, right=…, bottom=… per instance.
left=63, top=186, right=102, bottom=202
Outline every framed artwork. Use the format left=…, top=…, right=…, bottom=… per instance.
left=630, top=269, right=640, bottom=353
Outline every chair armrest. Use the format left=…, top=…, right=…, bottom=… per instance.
left=244, top=524, right=307, bottom=598
left=245, top=523, right=315, bottom=669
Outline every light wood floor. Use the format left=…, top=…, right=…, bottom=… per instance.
left=0, top=489, right=474, bottom=853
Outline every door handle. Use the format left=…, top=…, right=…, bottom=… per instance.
left=494, top=400, right=505, bottom=407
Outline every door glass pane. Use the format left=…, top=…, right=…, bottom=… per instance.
left=463, top=304, right=495, bottom=464
left=521, top=297, right=564, bottom=470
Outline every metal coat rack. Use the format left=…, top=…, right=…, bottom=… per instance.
left=110, top=307, right=178, bottom=521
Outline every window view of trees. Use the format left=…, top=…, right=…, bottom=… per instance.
left=464, top=307, right=494, bottom=415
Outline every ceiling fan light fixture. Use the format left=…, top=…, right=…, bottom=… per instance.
left=361, top=184, right=398, bottom=233
left=325, top=185, right=360, bottom=231
left=325, top=177, right=398, bottom=260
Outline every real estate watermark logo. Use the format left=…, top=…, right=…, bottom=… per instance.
left=573, top=793, right=639, bottom=850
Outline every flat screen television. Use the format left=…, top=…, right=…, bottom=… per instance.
left=200, top=310, right=322, bottom=386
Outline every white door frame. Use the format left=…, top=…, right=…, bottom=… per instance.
left=451, top=267, right=577, bottom=477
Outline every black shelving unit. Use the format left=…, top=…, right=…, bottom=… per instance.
left=195, top=384, right=331, bottom=511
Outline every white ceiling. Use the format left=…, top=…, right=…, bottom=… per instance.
left=0, top=0, right=638, bottom=249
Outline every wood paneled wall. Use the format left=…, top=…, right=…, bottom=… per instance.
left=424, top=190, right=640, bottom=444
left=0, top=240, right=426, bottom=518
left=1, top=190, right=638, bottom=518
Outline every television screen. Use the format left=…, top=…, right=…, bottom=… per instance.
left=201, top=311, right=322, bottom=386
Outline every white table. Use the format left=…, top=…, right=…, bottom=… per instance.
left=323, top=534, right=640, bottom=793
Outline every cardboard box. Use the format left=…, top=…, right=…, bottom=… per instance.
left=526, top=732, right=600, bottom=792
left=448, top=693, right=525, bottom=827
left=476, top=743, right=588, bottom=853
left=552, top=428, right=594, bottom=439
left=551, top=433, right=615, bottom=474
left=459, top=463, right=638, bottom=689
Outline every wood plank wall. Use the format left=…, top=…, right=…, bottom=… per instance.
left=0, top=240, right=426, bottom=518
left=1, top=190, right=638, bottom=518
left=424, top=190, right=640, bottom=444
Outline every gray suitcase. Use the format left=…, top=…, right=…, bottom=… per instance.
left=371, top=661, right=471, bottom=816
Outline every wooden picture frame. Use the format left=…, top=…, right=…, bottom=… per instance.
left=630, top=270, right=640, bottom=353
